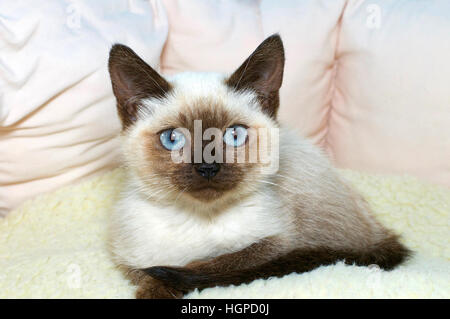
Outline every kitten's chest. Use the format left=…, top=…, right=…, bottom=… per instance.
left=112, top=196, right=285, bottom=268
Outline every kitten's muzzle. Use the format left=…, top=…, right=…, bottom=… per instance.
left=194, top=163, right=220, bottom=180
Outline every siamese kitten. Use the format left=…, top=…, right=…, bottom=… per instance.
left=108, top=35, right=410, bottom=299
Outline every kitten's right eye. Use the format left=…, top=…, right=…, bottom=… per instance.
left=159, top=129, right=186, bottom=151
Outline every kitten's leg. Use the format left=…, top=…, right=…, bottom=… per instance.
left=146, top=236, right=284, bottom=277
left=144, top=235, right=410, bottom=292
left=184, top=237, right=282, bottom=273
left=142, top=236, right=287, bottom=290
left=125, top=236, right=282, bottom=298
left=126, top=268, right=184, bottom=299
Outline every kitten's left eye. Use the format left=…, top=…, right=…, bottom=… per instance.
left=223, top=125, right=248, bottom=147
left=160, top=129, right=186, bottom=150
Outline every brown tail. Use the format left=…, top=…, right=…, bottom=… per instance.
left=143, top=235, right=411, bottom=292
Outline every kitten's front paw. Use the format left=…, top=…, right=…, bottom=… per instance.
left=136, top=280, right=183, bottom=299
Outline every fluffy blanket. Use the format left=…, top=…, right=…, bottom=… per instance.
left=0, top=168, right=448, bottom=298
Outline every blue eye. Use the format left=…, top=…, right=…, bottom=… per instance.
left=223, top=125, right=248, bottom=147
left=160, top=129, right=186, bottom=150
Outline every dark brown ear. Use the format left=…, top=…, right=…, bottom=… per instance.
left=108, top=44, right=171, bottom=129
left=225, top=34, right=285, bottom=118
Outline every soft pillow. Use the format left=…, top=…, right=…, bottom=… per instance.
left=0, top=0, right=168, bottom=215
left=328, top=0, right=450, bottom=187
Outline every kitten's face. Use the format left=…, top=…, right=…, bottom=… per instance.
left=109, top=35, right=284, bottom=206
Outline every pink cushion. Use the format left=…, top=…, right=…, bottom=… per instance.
left=328, top=0, right=450, bottom=186
left=0, top=0, right=168, bottom=215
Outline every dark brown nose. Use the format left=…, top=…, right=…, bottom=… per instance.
left=194, top=163, right=220, bottom=179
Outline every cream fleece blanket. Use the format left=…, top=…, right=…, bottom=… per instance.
left=0, top=168, right=449, bottom=298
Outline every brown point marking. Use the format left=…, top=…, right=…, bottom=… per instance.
left=225, top=34, right=285, bottom=119
left=108, top=44, right=172, bottom=129
left=125, top=268, right=183, bottom=299
left=177, top=97, right=237, bottom=131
